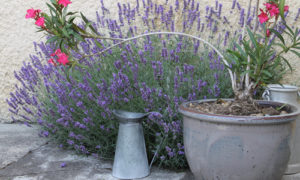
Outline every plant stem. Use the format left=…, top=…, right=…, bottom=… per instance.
left=253, top=0, right=260, bottom=34
left=81, top=34, right=123, bottom=41
left=244, top=0, right=253, bottom=89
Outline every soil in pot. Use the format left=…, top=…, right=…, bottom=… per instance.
left=187, top=98, right=289, bottom=116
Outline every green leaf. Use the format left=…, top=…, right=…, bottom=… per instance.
left=51, top=29, right=61, bottom=37
left=227, top=49, right=242, bottom=60
left=269, top=29, right=285, bottom=45
left=281, top=56, right=293, bottom=72
left=294, top=28, right=299, bottom=42
left=50, top=0, right=57, bottom=5
left=65, top=66, right=72, bottom=82
left=274, top=43, right=286, bottom=50
left=67, top=16, right=76, bottom=24
left=36, top=29, right=44, bottom=33
left=62, top=6, right=68, bottom=17
left=291, top=50, right=300, bottom=58
left=72, top=24, right=86, bottom=34
left=235, top=43, right=247, bottom=59
left=62, top=27, right=70, bottom=38
left=80, top=12, right=89, bottom=24
left=240, top=69, right=252, bottom=77
left=42, top=13, right=51, bottom=23
left=46, top=36, right=59, bottom=44
left=46, top=3, right=57, bottom=14
left=80, top=12, right=98, bottom=35
left=88, top=23, right=98, bottom=35
left=284, top=22, right=294, bottom=36
left=262, top=70, right=272, bottom=77
left=74, top=33, right=84, bottom=41
left=60, top=40, right=67, bottom=52
left=66, top=12, right=78, bottom=16
left=94, top=40, right=103, bottom=49
left=246, top=27, right=257, bottom=49
left=279, top=0, right=286, bottom=20
left=85, top=22, right=92, bottom=30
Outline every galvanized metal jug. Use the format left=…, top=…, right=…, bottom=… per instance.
left=263, top=84, right=300, bottom=174
left=112, top=110, right=150, bottom=179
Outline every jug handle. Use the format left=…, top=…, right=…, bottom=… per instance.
left=262, top=89, right=270, bottom=101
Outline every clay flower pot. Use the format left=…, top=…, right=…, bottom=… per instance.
left=263, top=84, right=300, bottom=175
left=179, top=99, right=299, bottom=180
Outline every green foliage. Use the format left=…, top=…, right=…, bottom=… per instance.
left=41, top=1, right=100, bottom=56
left=226, top=22, right=300, bottom=91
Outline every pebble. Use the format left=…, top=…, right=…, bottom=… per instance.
left=280, top=111, right=288, bottom=115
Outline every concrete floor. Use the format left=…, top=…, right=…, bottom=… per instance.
left=0, top=123, right=299, bottom=180
left=0, top=124, right=193, bottom=180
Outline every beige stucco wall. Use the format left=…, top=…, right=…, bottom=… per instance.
left=0, top=0, right=299, bottom=123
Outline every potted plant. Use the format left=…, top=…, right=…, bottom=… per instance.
left=25, top=0, right=300, bottom=179
left=177, top=0, right=300, bottom=179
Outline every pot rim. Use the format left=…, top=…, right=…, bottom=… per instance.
left=267, top=84, right=299, bottom=92
left=179, top=99, right=300, bottom=125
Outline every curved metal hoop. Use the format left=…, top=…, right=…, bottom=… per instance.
left=91, top=31, right=234, bottom=88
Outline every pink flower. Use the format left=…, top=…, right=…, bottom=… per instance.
left=269, top=4, right=279, bottom=17
left=258, top=9, right=269, bottom=24
left=266, top=29, right=271, bottom=37
left=25, top=8, right=41, bottom=19
left=55, top=49, right=62, bottom=55
left=57, top=53, right=69, bottom=65
left=58, top=0, right=72, bottom=7
left=284, top=6, right=289, bottom=12
left=264, top=3, right=273, bottom=11
left=51, top=49, right=61, bottom=57
left=48, top=58, right=57, bottom=66
left=51, top=49, right=69, bottom=65
left=35, top=17, right=45, bottom=27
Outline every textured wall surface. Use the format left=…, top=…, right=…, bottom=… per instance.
left=0, top=0, right=299, bottom=122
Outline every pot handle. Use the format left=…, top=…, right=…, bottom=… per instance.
left=262, top=89, right=270, bottom=101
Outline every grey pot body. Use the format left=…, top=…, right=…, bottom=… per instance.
left=179, top=99, right=299, bottom=180
left=263, top=84, right=300, bottom=174
left=112, top=110, right=149, bottom=179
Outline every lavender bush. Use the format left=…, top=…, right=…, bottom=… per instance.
left=8, top=0, right=299, bottom=169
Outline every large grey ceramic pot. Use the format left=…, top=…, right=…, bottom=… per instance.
left=263, top=84, right=300, bottom=174
left=179, top=99, right=299, bottom=180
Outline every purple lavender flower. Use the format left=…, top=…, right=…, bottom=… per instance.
left=168, top=151, right=175, bottom=157
left=236, top=2, right=241, bottom=10
left=42, top=131, right=49, bottom=137
left=178, top=151, right=184, bottom=155
left=232, top=0, right=236, bottom=9
left=60, top=162, right=66, bottom=168
left=295, top=8, right=300, bottom=21
left=239, top=9, right=245, bottom=27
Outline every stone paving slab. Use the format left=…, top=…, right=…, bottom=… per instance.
left=0, top=124, right=47, bottom=169
left=283, top=173, right=300, bottom=180
left=0, top=142, right=193, bottom=180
